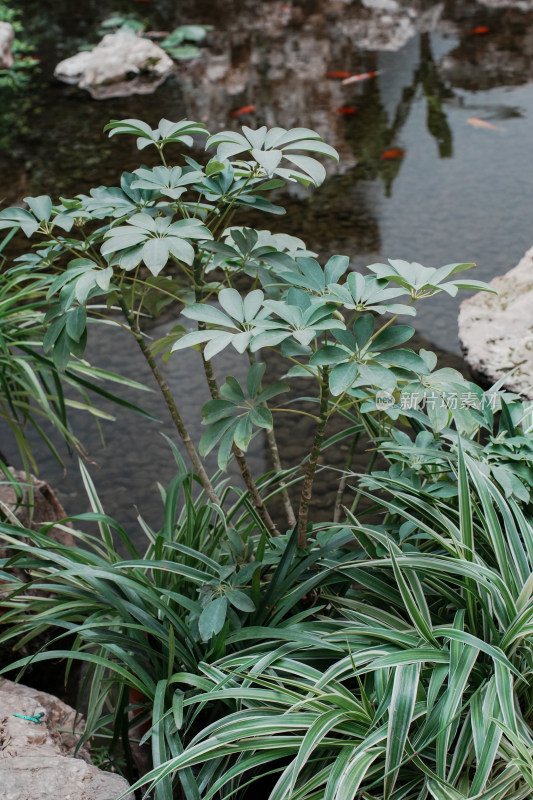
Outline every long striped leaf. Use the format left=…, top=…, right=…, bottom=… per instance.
left=384, top=662, right=420, bottom=798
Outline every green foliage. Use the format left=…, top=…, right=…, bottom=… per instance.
left=0, top=456, right=355, bottom=777
left=0, top=1, right=39, bottom=149
left=159, top=25, right=213, bottom=60
left=126, top=456, right=533, bottom=800
left=96, top=15, right=213, bottom=60
left=1, top=114, right=531, bottom=800
left=366, top=390, right=533, bottom=505
left=102, top=214, right=212, bottom=274
left=0, top=263, right=152, bottom=471
left=199, top=363, right=289, bottom=469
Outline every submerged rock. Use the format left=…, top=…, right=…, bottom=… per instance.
left=0, top=680, right=134, bottom=800
left=54, top=30, right=175, bottom=99
left=458, top=246, right=533, bottom=399
left=0, top=22, right=14, bottom=69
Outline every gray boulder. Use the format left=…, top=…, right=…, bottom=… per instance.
left=54, top=30, right=175, bottom=99
left=458, top=246, right=533, bottom=399
left=0, top=679, right=134, bottom=800
left=0, top=22, right=14, bottom=69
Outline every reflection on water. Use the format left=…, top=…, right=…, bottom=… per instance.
left=2, top=0, right=533, bottom=530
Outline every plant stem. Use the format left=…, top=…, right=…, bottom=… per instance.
left=117, top=295, right=219, bottom=506
left=209, top=171, right=256, bottom=237
left=350, top=449, right=378, bottom=515
left=247, top=351, right=296, bottom=529
left=265, top=426, right=296, bottom=528
left=333, top=432, right=360, bottom=523
left=201, top=355, right=280, bottom=537
left=297, top=368, right=330, bottom=548
left=190, top=255, right=279, bottom=535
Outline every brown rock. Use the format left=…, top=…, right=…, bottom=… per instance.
left=0, top=467, right=74, bottom=593
left=0, top=468, right=72, bottom=542
left=0, top=469, right=74, bottom=668
left=0, top=679, right=133, bottom=800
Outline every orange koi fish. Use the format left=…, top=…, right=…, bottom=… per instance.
left=467, top=117, right=500, bottom=131
left=326, top=70, right=352, bottom=79
left=381, top=148, right=406, bottom=160
left=229, top=105, right=256, bottom=117
left=336, top=106, right=357, bottom=115
left=341, top=70, right=380, bottom=85
left=469, top=25, right=490, bottom=35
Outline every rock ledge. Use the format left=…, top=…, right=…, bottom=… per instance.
left=0, top=680, right=133, bottom=800
left=458, top=246, right=533, bottom=399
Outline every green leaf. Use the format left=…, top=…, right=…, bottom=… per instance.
left=152, top=680, right=173, bottom=800
left=183, top=304, right=234, bottom=328
left=142, top=238, right=170, bottom=275
left=384, top=662, right=420, bottom=798
left=246, top=363, right=266, bottom=398
left=252, top=148, right=283, bottom=177
left=199, top=417, right=235, bottom=456
left=372, top=325, right=415, bottom=351
left=0, top=206, right=40, bottom=237
left=427, top=780, right=466, bottom=800
left=198, top=597, right=228, bottom=640
left=324, top=254, right=349, bottom=284
left=226, top=588, right=255, bottom=612
left=255, top=381, right=289, bottom=403
left=24, top=195, right=52, bottom=223
left=353, top=314, right=375, bottom=348
left=329, top=362, right=359, bottom=396
left=249, top=406, right=272, bottom=429
left=219, top=288, right=244, bottom=322
left=65, top=306, right=87, bottom=343
left=220, top=376, right=246, bottom=404
left=376, top=349, right=429, bottom=373
left=310, top=345, right=349, bottom=367
left=282, top=153, right=326, bottom=186
left=233, top=416, right=253, bottom=450
left=206, top=160, right=225, bottom=177
left=202, top=399, right=236, bottom=424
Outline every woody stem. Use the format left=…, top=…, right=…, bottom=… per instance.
left=118, top=295, right=219, bottom=506
left=297, top=368, right=330, bottom=548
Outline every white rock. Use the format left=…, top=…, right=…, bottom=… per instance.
left=362, top=0, right=399, bottom=10
left=478, top=0, right=533, bottom=8
left=458, top=246, right=533, bottom=399
left=0, top=22, right=14, bottom=69
left=0, top=680, right=134, bottom=800
left=54, top=31, right=175, bottom=99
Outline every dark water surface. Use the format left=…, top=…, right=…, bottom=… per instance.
left=2, top=0, right=533, bottom=533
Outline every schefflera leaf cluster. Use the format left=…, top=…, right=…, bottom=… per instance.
left=174, top=254, right=493, bottom=461
left=0, top=117, right=338, bottom=367
left=0, top=114, right=496, bottom=504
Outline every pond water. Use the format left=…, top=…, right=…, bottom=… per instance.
left=2, top=0, right=533, bottom=535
